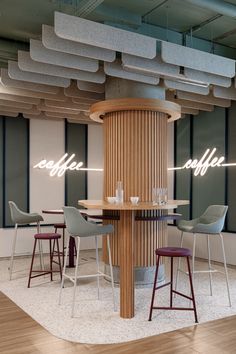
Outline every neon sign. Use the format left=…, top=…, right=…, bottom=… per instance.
left=168, top=147, right=236, bottom=176
left=33, top=153, right=103, bottom=177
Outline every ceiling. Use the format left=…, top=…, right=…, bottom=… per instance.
left=1, top=0, right=236, bottom=53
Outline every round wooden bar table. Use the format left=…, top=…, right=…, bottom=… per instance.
left=79, top=200, right=189, bottom=319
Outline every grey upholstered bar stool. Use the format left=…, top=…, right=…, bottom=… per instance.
left=8, top=201, right=44, bottom=280
left=59, top=206, right=116, bottom=317
left=175, top=205, right=231, bottom=306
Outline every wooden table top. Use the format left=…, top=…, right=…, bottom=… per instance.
left=78, top=200, right=189, bottom=210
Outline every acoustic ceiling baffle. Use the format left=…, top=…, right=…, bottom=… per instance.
left=54, top=11, right=157, bottom=59
left=30, top=39, right=99, bottom=72
left=42, top=25, right=116, bottom=62
left=164, top=79, right=210, bottom=95
left=0, top=92, right=40, bottom=105
left=176, top=91, right=231, bottom=107
left=8, top=61, right=71, bottom=87
left=18, top=51, right=106, bottom=83
left=104, top=60, right=159, bottom=85
left=77, top=81, right=105, bottom=93
left=1, top=68, right=60, bottom=94
left=213, top=85, right=236, bottom=100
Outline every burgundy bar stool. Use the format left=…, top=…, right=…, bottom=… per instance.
left=149, top=247, right=198, bottom=323
left=28, top=233, right=62, bottom=288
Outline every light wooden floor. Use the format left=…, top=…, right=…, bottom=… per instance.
left=1, top=291, right=236, bottom=354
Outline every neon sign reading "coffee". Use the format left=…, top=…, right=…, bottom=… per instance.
left=168, top=147, right=236, bottom=176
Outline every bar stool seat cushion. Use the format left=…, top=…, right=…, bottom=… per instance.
left=54, top=223, right=66, bottom=228
left=34, top=233, right=61, bottom=240
left=155, top=247, right=192, bottom=257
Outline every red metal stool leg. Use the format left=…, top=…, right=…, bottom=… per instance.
left=28, top=239, right=37, bottom=288
left=170, top=257, right=173, bottom=308
left=186, top=256, right=198, bottom=323
left=148, top=255, right=160, bottom=321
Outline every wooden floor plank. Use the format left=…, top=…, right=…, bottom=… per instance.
left=1, top=291, right=236, bottom=354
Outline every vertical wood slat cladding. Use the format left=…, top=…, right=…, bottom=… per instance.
left=103, top=110, right=168, bottom=267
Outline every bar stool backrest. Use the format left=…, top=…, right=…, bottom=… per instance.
left=63, top=206, right=113, bottom=237
left=196, top=205, right=228, bottom=234
left=9, top=201, right=30, bottom=224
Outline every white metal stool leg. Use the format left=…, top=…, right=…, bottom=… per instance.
left=207, top=234, right=213, bottom=296
left=175, top=231, right=184, bottom=293
left=107, top=234, right=116, bottom=311
left=9, top=224, right=18, bottom=280
left=72, top=237, right=80, bottom=317
left=59, top=235, right=70, bottom=305
left=95, top=236, right=100, bottom=300
left=219, top=233, right=231, bottom=307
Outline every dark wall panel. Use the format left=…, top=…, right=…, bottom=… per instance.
left=175, top=116, right=191, bottom=219
left=192, top=107, right=226, bottom=219
left=65, top=122, right=87, bottom=207
left=0, top=117, right=3, bottom=227
left=227, top=102, right=236, bottom=231
left=4, top=116, right=29, bottom=227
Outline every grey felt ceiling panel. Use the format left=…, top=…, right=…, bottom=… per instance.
left=77, top=81, right=105, bottom=93
left=166, top=92, right=214, bottom=111
left=184, top=68, right=232, bottom=88
left=1, top=68, right=60, bottom=94
left=64, top=82, right=104, bottom=100
left=164, top=79, right=209, bottom=95
left=30, top=39, right=99, bottom=72
left=42, top=25, right=116, bottom=62
left=176, top=91, right=231, bottom=107
left=213, top=85, right=236, bottom=100
left=122, top=53, right=179, bottom=78
left=104, top=60, right=159, bottom=85
left=8, top=61, right=70, bottom=88
left=37, top=102, right=88, bottom=114
left=162, top=41, right=235, bottom=78
left=18, top=51, right=106, bottom=83
left=181, top=107, right=199, bottom=115
left=54, top=12, right=156, bottom=59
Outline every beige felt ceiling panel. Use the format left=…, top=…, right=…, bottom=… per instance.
left=18, top=51, right=106, bottom=83
left=45, top=99, right=91, bottom=111
left=8, top=61, right=70, bottom=87
left=1, top=68, right=60, bottom=94
left=176, top=90, right=231, bottom=107
left=37, top=102, right=86, bottom=114
left=77, top=81, right=105, bottom=93
left=181, top=107, right=199, bottom=115
left=122, top=53, right=179, bottom=77
left=0, top=82, right=66, bottom=101
left=64, top=82, right=104, bottom=100
left=161, top=41, right=235, bottom=78
left=104, top=60, right=159, bottom=85
left=72, top=97, right=99, bottom=105
left=0, top=92, right=40, bottom=105
left=184, top=68, right=232, bottom=88
left=213, top=85, right=236, bottom=100
left=54, top=12, right=157, bottom=59
left=0, top=99, right=32, bottom=110
left=23, top=112, right=62, bottom=121
left=30, top=39, right=99, bottom=72
left=0, top=105, right=40, bottom=115
left=0, top=110, right=19, bottom=117
left=164, top=79, right=209, bottom=95
left=42, top=25, right=116, bottom=62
